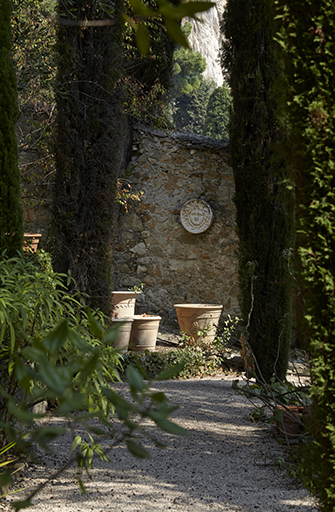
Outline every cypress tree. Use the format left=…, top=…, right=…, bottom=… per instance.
left=53, top=0, right=124, bottom=313
left=203, top=84, right=231, bottom=140
left=222, top=0, right=295, bottom=382
left=275, top=0, right=335, bottom=508
left=0, top=0, right=23, bottom=255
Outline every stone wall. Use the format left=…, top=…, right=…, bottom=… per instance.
left=113, top=125, right=240, bottom=328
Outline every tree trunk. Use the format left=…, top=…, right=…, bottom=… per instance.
left=53, top=0, right=124, bottom=313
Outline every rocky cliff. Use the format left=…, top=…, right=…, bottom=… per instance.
left=186, top=0, right=227, bottom=87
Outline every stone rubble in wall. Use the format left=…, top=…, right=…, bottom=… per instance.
left=113, top=126, right=240, bottom=329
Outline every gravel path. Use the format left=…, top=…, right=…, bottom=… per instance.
left=1, top=374, right=318, bottom=512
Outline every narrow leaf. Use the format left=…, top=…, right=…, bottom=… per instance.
left=42, top=321, right=68, bottom=354
left=126, top=440, right=151, bottom=459
left=136, top=23, right=150, bottom=56
left=126, top=365, right=146, bottom=392
left=154, top=363, right=185, bottom=381
left=155, top=418, right=187, bottom=436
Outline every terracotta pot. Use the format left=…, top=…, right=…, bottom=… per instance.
left=129, top=315, right=161, bottom=352
left=111, top=291, right=141, bottom=318
left=275, top=405, right=306, bottom=438
left=174, top=304, right=223, bottom=343
left=111, top=318, right=134, bottom=353
left=23, top=233, right=42, bottom=253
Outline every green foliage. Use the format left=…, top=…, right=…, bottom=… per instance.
left=121, top=319, right=238, bottom=380
left=12, top=0, right=56, bottom=104
left=173, top=77, right=213, bottom=135
left=170, top=22, right=215, bottom=134
left=203, top=84, right=231, bottom=140
left=172, top=23, right=207, bottom=99
left=0, top=0, right=24, bottom=256
left=125, top=1, right=215, bottom=52
left=0, top=252, right=186, bottom=507
left=274, top=0, right=335, bottom=509
left=222, top=0, right=295, bottom=382
left=0, top=251, right=121, bottom=440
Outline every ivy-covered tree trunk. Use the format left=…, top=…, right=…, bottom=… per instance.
left=222, top=0, right=295, bottom=382
left=53, top=0, right=124, bottom=313
left=0, top=0, right=23, bottom=255
left=275, top=0, right=335, bottom=509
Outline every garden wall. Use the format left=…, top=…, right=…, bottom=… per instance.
left=19, top=109, right=240, bottom=328
left=113, top=125, right=240, bottom=328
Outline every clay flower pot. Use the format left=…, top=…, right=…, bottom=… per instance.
left=129, top=315, right=161, bottom=352
left=23, top=233, right=42, bottom=253
left=111, top=291, right=142, bottom=318
left=111, top=317, right=134, bottom=353
left=174, top=304, right=223, bottom=344
left=274, top=405, right=307, bottom=438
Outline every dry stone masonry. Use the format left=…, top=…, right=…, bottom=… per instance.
left=113, top=125, right=240, bottom=327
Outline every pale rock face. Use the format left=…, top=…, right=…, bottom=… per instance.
left=186, top=0, right=227, bottom=87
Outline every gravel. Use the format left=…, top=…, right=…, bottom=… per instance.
left=1, top=373, right=319, bottom=512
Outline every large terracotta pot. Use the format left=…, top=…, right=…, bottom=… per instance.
left=129, top=315, right=161, bottom=352
left=23, top=233, right=42, bottom=253
left=111, top=291, right=141, bottom=318
left=111, top=317, right=134, bottom=353
left=174, top=304, right=223, bottom=344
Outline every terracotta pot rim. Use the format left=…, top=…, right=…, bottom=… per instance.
left=112, top=291, right=142, bottom=296
left=132, top=315, right=161, bottom=320
left=111, top=317, right=134, bottom=322
left=24, top=233, right=42, bottom=237
left=174, top=304, right=223, bottom=309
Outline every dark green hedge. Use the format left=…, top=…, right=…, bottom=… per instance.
left=275, top=0, right=335, bottom=509
left=0, top=0, right=23, bottom=255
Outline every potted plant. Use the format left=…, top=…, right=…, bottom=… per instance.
left=111, top=284, right=143, bottom=318
left=233, top=376, right=311, bottom=439
left=23, top=233, right=42, bottom=253
left=174, top=303, right=223, bottom=344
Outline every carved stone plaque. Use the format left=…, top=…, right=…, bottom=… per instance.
left=180, top=199, right=213, bottom=234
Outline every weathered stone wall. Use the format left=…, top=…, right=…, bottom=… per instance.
left=113, top=125, right=240, bottom=328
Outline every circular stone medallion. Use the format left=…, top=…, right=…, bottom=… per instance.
left=180, top=199, right=213, bottom=234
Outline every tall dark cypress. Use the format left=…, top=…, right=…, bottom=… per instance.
left=222, top=0, right=295, bottom=381
left=0, top=0, right=23, bottom=255
left=53, top=0, right=124, bottom=313
left=275, top=0, right=335, bottom=508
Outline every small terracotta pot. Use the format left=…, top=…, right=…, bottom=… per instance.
left=23, top=233, right=42, bottom=253
left=111, top=318, right=134, bottom=353
left=129, top=315, right=161, bottom=352
left=111, top=291, right=141, bottom=318
left=275, top=405, right=306, bottom=438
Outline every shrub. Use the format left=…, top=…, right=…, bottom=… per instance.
left=0, top=251, right=186, bottom=508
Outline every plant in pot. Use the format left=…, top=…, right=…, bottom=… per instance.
left=233, top=376, right=311, bottom=439
left=174, top=303, right=223, bottom=344
left=111, top=284, right=144, bottom=319
left=23, top=233, right=42, bottom=253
